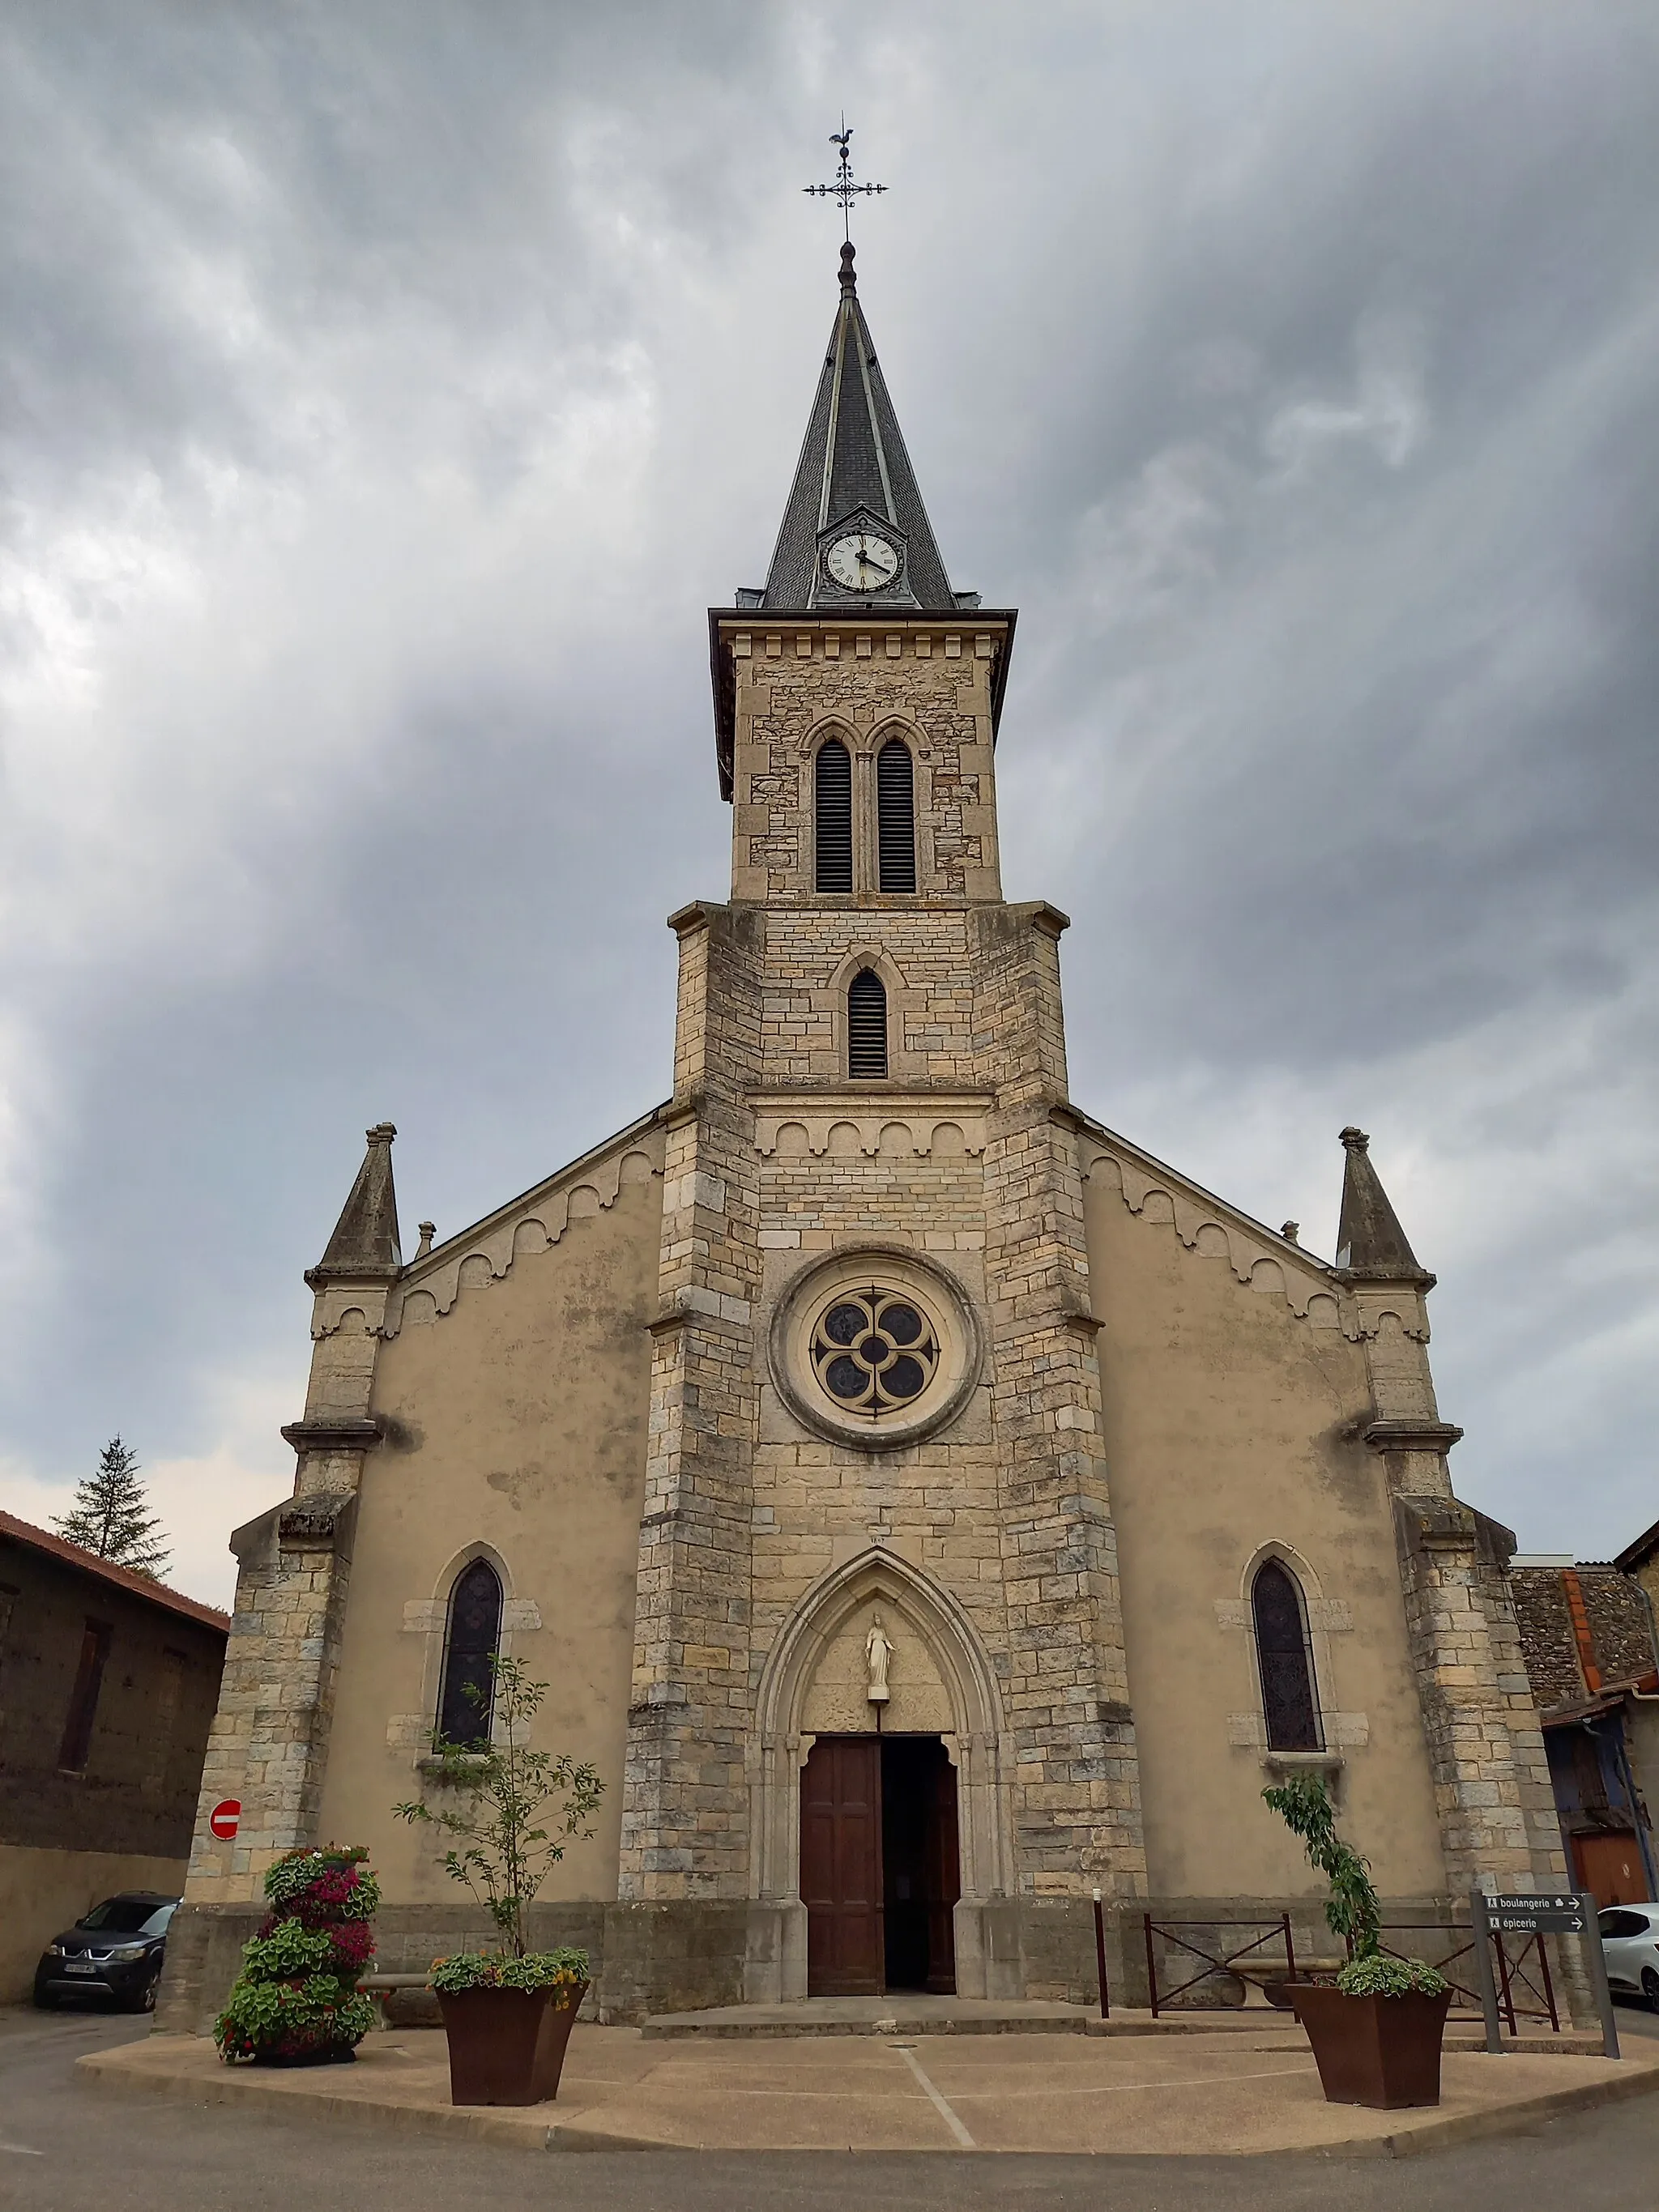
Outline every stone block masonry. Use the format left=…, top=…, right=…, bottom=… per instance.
left=619, top=902, right=765, bottom=1901
left=616, top=608, right=1149, bottom=1970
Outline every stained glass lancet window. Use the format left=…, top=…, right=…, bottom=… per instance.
left=1252, top=1558, right=1322, bottom=1752
left=437, top=1558, right=503, bottom=1748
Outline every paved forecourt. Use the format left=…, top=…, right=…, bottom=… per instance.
left=80, top=2021, right=1659, bottom=2157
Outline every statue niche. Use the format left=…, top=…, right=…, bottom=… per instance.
left=800, top=1599, right=951, bottom=1734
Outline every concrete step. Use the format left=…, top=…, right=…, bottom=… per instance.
left=642, top=1997, right=1101, bottom=2039
left=638, top=1994, right=1607, bottom=2046
left=640, top=1997, right=1311, bottom=2039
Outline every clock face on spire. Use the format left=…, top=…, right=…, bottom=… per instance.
left=825, top=530, right=900, bottom=592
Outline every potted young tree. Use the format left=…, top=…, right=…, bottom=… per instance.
left=215, top=1847, right=379, bottom=2067
left=394, top=1656, right=602, bottom=2106
left=1263, top=1773, right=1452, bottom=2108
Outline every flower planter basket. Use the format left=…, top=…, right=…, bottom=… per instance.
left=1290, top=1986, right=1452, bottom=2108
left=437, top=1980, right=587, bottom=2106
left=215, top=1848, right=379, bottom=2069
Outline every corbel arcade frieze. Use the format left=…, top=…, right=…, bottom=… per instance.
left=1079, top=1140, right=1351, bottom=1335
left=754, top=1090, right=991, bottom=1162
left=380, top=1126, right=664, bottom=1338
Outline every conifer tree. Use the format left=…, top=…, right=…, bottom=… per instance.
left=52, top=1437, right=170, bottom=1578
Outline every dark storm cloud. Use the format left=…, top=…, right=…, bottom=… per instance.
left=2, top=2, right=1655, bottom=1596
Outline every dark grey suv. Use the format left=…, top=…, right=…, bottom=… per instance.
left=32, top=1892, right=179, bottom=2012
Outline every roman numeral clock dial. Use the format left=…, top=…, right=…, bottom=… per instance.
left=825, top=531, right=900, bottom=591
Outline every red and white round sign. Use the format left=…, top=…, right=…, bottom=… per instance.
left=208, top=1799, right=241, bottom=1840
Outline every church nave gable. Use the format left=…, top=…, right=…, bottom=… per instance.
left=386, top=1122, right=663, bottom=1335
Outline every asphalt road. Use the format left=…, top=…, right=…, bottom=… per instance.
left=5, top=2001, right=1659, bottom=2212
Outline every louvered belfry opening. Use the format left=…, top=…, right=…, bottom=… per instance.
left=815, top=738, right=854, bottom=893
left=847, top=969, right=889, bottom=1080
left=438, top=1557, right=503, bottom=1748
left=876, top=738, right=917, bottom=893
left=1252, top=1559, right=1323, bottom=1752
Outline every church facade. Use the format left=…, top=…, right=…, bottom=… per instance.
left=166, top=246, right=1572, bottom=2027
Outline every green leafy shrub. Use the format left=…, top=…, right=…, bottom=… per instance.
left=1335, top=1951, right=1451, bottom=1998
left=429, top=1947, right=590, bottom=1995
left=1261, top=1773, right=1382, bottom=1957
left=237, top=1922, right=335, bottom=1981
left=215, top=1846, right=380, bottom=2064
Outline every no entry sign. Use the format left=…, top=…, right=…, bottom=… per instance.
left=208, top=1799, right=241, bottom=1841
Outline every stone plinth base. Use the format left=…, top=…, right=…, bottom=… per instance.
left=157, top=1889, right=1587, bottom=2037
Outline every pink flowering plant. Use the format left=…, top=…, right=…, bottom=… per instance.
left=215, top=1847, right=380, bottom=2064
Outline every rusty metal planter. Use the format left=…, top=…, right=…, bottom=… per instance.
left=1290, top=1986, right=1452, bottom=2108
left=436, top=1980, right=586, bottom=2106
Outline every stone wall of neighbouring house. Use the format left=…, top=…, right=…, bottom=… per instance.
left=1578, top=1567, right=1659, bottom=1686
left=0, top=1527, right=226, bottom=1861
left=1511, top=1570, right=1588, bottom=1708
left=1512, top=1564, right=1658, bottom=1706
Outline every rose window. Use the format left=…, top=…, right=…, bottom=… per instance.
left=811, top=1288, right=939, bottom=1419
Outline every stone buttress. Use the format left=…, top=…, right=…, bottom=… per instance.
left=161, top=1124, right=400, bottom=2022
left=1336, top=1128, right=1568, bottom=1894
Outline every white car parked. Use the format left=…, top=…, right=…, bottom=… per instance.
left=1598, top=1904, right=1659, bottom=2008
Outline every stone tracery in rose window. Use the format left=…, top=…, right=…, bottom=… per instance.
left=811, top=1287, right=940, bottom=1418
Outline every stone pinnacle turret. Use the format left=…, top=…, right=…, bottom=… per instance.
left=1334, top=1125, right=1429, bottom=1282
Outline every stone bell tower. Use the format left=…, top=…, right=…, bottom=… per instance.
left=611, top=243, right=1146, bottom=2009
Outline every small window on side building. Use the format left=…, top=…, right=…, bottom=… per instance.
left=58, top=1618, right=113, bottom=1774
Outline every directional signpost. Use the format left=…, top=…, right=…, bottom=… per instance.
left=1485, top=1893, right=1587, bottom=1936
left=1472, top=1890, right=1618, bottom=2058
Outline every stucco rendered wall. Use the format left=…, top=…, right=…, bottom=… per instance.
left=312, top=1157, right=663, bottom=1903
left=1080, top=1160, right=1449, bottom=1906
left=0, top=1845, right=186, bottom=2003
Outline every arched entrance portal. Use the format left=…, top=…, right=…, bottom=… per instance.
left=748, top=1549, right=1012, bottom=2002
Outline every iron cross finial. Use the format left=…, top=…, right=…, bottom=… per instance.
left=803, top=116, right=887, bottom=245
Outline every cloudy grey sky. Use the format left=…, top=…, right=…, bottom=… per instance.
left=2, top=2, right=1656, bottom=1604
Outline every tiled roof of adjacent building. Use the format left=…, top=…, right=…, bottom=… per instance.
left=0, top=1508, right=231, bottom=1633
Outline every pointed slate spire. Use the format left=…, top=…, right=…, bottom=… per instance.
left=306, top=1121, right=402, bottom=1283
left=757, top=244, right=961, bottom=612
left=1334, top=1127, right=1428, bottom=1280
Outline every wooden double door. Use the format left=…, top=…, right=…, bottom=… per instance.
left=800, top=1734, right=961, bottom=1996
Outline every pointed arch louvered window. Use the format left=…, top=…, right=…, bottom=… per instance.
left=1252, top=1558, right=1322, bottom=1752
left=815, top=738, right=853, bottom=893
left=847, top=968, right=889, bottom=1080
left=876, top=738, right=916, bottom=893
left=437, top=1557, right=503, bottom=1748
